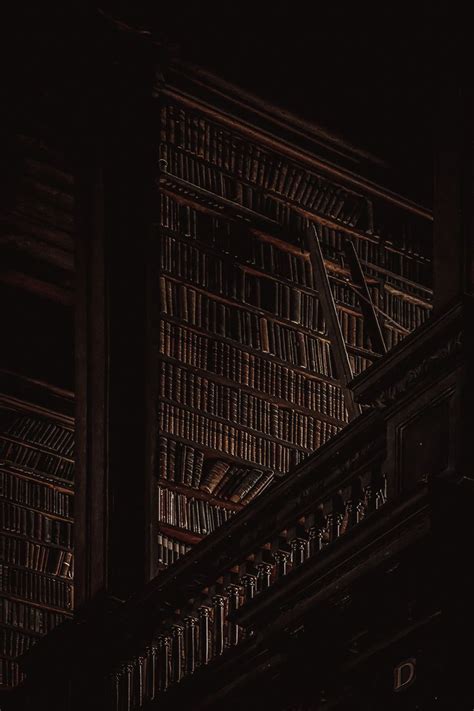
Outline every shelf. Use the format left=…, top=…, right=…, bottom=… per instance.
left=160, top=313, right=339, bottom=386
left=0, top=621, right=44, bottom=639
left=161, top=271, right=331, bottom=344
left=159, top=224, right=321, bottom=298
left=0, top=433, right=73, bottom=463
left=158, top=353, right=348, bottom=427
left=156, top=431, right=284, bottom=476
left=157, top=479, right=244, bottom=511
left=1, top=592, right=73, bottom=615
left=160, top=175, right=279, bottom=231
left=159, top=396, right=314, bottom=455
left=0, top=462, right=74, bottom=494
left=1, top=530, right=72, bottom=553
left=160, top=161, right=430, bottom=267
left=0, top=495, right=73, bottom=524
left=159, top=190, right=431, bottom=317
left=159, top=523, right=204, bottom=546
left=1, top=560, right=73, bottom=583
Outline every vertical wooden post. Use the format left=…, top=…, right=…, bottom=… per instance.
left=74, top=24, right=157, bottom=608
left=433, top=84, right=474, bottom=312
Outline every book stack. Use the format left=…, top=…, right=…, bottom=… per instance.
left=156, top=91, right=432, bottom=569
left=0, top=398, right=74, bottom=689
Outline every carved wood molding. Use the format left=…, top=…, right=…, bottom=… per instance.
left=374, top=330, right=463, bottom=408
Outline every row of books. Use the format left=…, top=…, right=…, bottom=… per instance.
left=1, top=501, right=73, bottom=548
left=0, top=563, right=73, bottom=610
left=349, top=354, right=374, bottom=377
left=0, top=437, right=74, bottom=483
left=161, top=105, right=432, bottom=288
left=157, top=532, right=191, bottom=567
left=0, top=534, right=73, bottom=579
left=158, top=486, right=236, bottom=536
left=160, top=103, right=368, bottom=228
left=160, top=198, right=254, bottom=261
left=382, top=326, right=405, bottom=351
left=162, top=225, right=427, bottom=343
left=383, top=290, right=430, bottom=331
left=338, top=309, right=368, bottom=349
left=158, top=403, right=305, bottom=472
left=158, top=437, right=273, bottom=503
left=160, top=197, right=312, bottom=285
left=0, top=411, right=74, bottom=458
left=203, top=462, right=272, bottom=502
left=160, top=363, right=344, bottom=444
left=0, top=658, right=22, bottom=688
left=0, top=596, right=69, bottom=636
left=159, top=321, right=346, bottom=417
left=0, top=469, right=72, bottom=519
left=1, top=627, right=38, bottom=657
left=363, top=265, right=429, bottom=305
left=243, top=272, right=326, bottom=332
left=372, top=198, right=432, bottom=260
left=158, top=437, right=203, bottom=488
left=161, top=233, right=327, bottom=332
left=161, top=233, right=239, bottom=298
left=160, top=194, right=430, bottom=317
left=331, top=280, right=368, bottom=309
left=160, top=282, right=334, bottom=374
left=160, top=188, right=430, bottom=302
left=374, top=246, right=431, bottom=287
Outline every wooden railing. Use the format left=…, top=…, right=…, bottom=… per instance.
left=19, top=301, right=467, bottom=711
left=104, top=409, right=386, bottom=709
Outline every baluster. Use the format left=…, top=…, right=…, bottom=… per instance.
left=145, top=644, right=157, bottom=701
left=108, top=670, right=121, bottom=711
left=314, top=504, right=329, bottom=550
left=198, top=606, right=211, bottom=666
left=332, top=493, right=346, bottom=539
left=171, top=625, right=184, bottom=684
left=184, top=616, right=198, bottom=675
left=375, top=473, right=387, bottom=509
left=157, top=634, right=171, bottom=692
left=342, top=499, right=353, bottom=534
left=240, top=573, right=257, bottom=602
left=119, top=663, right=133, bottom=711
left=290, top=538, right=307, bottom=566
left=305, top=512, right=319, bottom=557
left=352, top=477, right=366, bottom=524
left=213, top=595, right=226, bottom=656
left=257, top=562, right=273, bottom=592
left=226, top=584, right=242, bottom=646
left=273, top=549, right=290, bottom=578
left=288, top=524, right=308, bottom=566
left=365, top=482, right=375, bottom=513
left=132, top=656, right=145, bottom=708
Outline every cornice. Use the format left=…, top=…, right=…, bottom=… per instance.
left=350, top=299, right=467, bottom=408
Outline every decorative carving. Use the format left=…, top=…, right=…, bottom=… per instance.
left=374, top=331, right=463, bottom=408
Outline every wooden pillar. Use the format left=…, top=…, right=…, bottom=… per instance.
left=433, top=82, right=474, bottom=313
left=74, top=24, right=158, bottom=608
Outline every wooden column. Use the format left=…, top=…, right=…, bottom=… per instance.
left=433, top=83, right=474, bottom=312
left=74, top=25, right=158, bottom=608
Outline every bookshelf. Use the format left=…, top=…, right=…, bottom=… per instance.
left=155, top=89, right=433, bottom=570
left=0, top=382, right=74, bottom=690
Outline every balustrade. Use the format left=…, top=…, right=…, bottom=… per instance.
left=107, top=426, right=387, bottom=710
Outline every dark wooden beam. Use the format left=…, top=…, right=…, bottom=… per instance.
left=74, top=25, right=157, bottom=608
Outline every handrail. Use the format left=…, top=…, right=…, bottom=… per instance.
left=102, top=408, right=387, bottom=708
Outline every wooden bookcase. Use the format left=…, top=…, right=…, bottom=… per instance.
left=155, top=81, right=433, bottom=564
left=0, top=376, right=74, bottom=689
